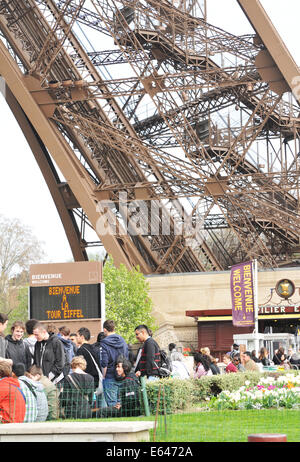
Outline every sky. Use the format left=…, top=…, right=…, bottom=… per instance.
left=0, top=0, right=299, bottom=265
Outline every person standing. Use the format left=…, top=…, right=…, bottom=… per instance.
left=5, top=321, right=32, bottom=370
left=33, top=322, right=65, bottom=384
left=0, top=313, right=11, bottom=365
left=23, top=319, right=39, bottom=365
left=69, top=333, right=79, bottom=354
left=57, top=326, right=76, bottom=376
left=100, top=320, right=129, bottom=406
left=76, top=327, right=102, bottom=389
left=134, top=324, right=160, bottom=381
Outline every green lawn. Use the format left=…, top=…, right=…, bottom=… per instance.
left=91, top=408, right=300, bottom=442
left=61, top=408, right=300, bottom=442
left=148, top=409, right=300, bottom=442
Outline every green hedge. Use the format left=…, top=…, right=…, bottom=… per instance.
left=145, top=371, right=300, bottom=414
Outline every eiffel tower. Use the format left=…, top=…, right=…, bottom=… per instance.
left=0, top=0, right=299, bottom=274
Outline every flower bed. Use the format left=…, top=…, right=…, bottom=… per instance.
left=209, top=373, right=300, bottom=410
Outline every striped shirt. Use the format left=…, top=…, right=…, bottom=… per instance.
left=18, top=377, right=38, bottom=422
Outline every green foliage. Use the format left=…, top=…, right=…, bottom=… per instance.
left=103, top=257, right=158, bottom=343
left=6, top=286, right=29, bottom=333
left=146, top=378, right=196, bottom=414
left=145, top=371, right=298, bottom=415
left=192, top=371, right=262, bottom=399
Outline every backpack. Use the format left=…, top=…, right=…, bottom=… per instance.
left=158, top=350, right=172, bottom=377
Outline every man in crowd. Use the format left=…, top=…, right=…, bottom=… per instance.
left=242, top=351, right=260, bottom=372
left=23, top=319, right=39, bottom=365
left=57, top=326, right=76, bottom=376
left=76, top=327, right=101, bottom=389
left=5, top=321, right=32, bottom=370
left=100, top=320, right=128, bottom=406
left=33, top=322, right=65, bottom=384
left=134, top=324, right=161, bottom=380
left=0, top=313, right=11, bottom=365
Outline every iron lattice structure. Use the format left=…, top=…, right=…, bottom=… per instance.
left=0, top=0, right=300, bottom=273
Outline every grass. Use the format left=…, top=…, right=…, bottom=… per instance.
left=150, top=409, right=300, bottom=442
left=68, top=408, right=300, bottom=442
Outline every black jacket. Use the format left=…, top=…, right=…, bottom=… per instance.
left=76, top=344, right=101, bottom=387
left=118, top=371, right=142, bottom=416
left=135, top=337, right=160, bottom=378
left=5, top=335, right=32, bottom=370
left=96, top=371, right=142, bottom=418
left=34, top=333, right=65, bottom=381
left=59, top=371, right=94, bottom=419
left=261, top=357, right=271, bottom=366
left=272, top=352, right=286, bottom=365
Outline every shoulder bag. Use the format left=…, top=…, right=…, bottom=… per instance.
left=83, top=346, right=104, bottom=395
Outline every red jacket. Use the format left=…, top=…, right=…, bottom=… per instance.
left=225, top=362, right=238, bottom=373
left=0, top=377, right=26, bottom=423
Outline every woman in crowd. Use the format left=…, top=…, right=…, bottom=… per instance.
left=170, top=351, right=190, bottom=379
left=272, top=347, right=286, bottom=365
left=193, top=352, right=213, bottom=379
left=250, top=350, right=260, bottom=363
left=59, top=355, right=95, bottom=419
left=258, top=347, right=272, bottom=366
left=201, top=347, right=220, bottom=375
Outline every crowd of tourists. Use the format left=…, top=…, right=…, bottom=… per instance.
left=188, top=343, right=300, bottom=378
left=0, top=314, right=186, bottom=423
left=220, top=343, right=300, bottom=374
left=1, top=311, right=299, bottom=424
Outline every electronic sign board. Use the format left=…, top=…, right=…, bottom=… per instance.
left=29, top=261, right=104, bottom=321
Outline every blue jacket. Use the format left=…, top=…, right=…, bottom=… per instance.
left=100, top=334, right=128, bottom=379
left=57, top=334, right=75, bottom=363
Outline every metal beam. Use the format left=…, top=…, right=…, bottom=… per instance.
left=5, top=83, right=88, bottom=261
left=237, top=0, right=300, bottom=101
left=0, top=39, right=148, bottom=272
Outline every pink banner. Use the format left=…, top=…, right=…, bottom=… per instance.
left=230, top=261, right=255, bottom=327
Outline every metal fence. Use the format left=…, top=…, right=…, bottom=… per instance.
left=1, top=372, right=300, bottom=443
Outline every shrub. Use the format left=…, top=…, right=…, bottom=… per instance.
left=145, top=371, right=300, bottom=415
left=146, top=378, right=196, bottom=414
left=192, top=371, right=262, bottom=400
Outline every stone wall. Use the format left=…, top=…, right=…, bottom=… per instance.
left=147, top=267, right=300, bottom=347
